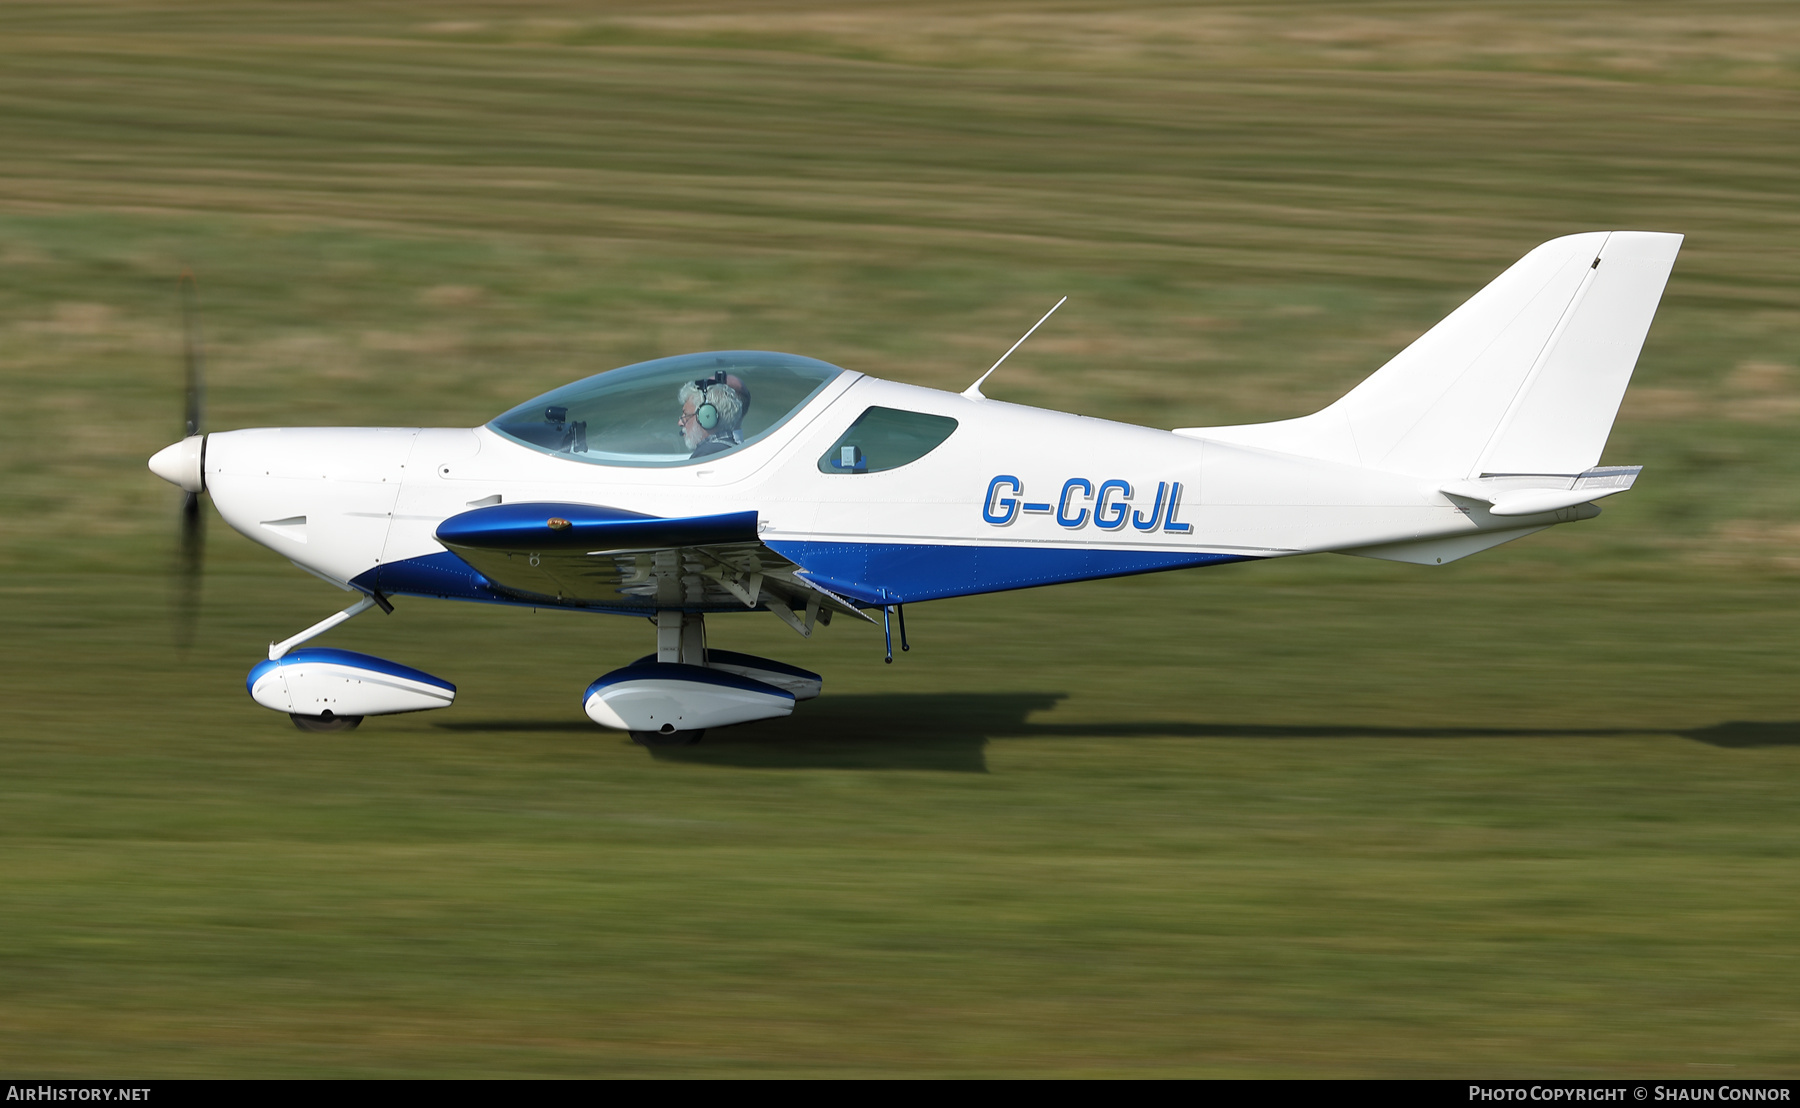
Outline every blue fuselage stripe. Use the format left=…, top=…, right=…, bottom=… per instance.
left=765, top=541, right=1251, bottom=605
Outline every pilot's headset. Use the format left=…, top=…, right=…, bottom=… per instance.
left=690, top=370, right=731, bottom=431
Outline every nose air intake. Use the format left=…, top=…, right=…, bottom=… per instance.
left=149, top=434, right=207, bottom=493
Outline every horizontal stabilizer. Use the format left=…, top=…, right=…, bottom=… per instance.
left=1487, top=489, right=1618, bottom=517
left=1441, top=465, right=1640, bottom=517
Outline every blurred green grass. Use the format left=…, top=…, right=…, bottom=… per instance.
left=1, top=0, right=1797, bottom=1076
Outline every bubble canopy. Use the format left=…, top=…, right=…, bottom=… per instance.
left=487, top=351, right=847, bottom=467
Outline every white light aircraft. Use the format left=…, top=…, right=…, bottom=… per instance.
left=149, top=231, right=1681, bottom=744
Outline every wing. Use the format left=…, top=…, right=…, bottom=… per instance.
left=434, top=501, right=870, bottom=631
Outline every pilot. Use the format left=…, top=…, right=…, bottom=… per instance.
left=677, top=372, right=750, bottom=458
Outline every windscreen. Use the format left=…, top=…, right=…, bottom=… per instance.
left=488, top=351, right=844, bottom=466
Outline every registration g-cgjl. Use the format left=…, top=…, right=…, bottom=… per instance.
left=982, top=475, right=1192, bottom=533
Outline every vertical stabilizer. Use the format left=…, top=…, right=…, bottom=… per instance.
left=1179, top=231, right=1682, bottom=479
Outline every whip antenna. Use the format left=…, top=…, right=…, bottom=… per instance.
left=962, top=295, right=1067, bottom=400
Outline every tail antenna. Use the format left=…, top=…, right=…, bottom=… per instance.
left=962, top=295, right=1067, bottom=400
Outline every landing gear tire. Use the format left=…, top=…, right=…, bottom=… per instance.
left=290, top=712, right=364, bottom=733
left=630, top=728, right=704, bottom=747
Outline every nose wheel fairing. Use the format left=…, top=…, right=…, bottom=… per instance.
left=247, top=647, right=456, bottom=719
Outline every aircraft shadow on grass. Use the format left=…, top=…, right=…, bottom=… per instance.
left=437, top=696, right=1800, bottom=772
left=437, top=693, right=1066, bottom=773
left=1675, top=720, right=1800, bottom=748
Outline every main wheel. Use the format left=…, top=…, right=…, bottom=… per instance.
left=290, top=712, right=364, bottom=732
left=630, top=728, right=704, bottom=747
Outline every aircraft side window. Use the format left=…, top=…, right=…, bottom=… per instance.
left=817, top=407, right=958, bottom=475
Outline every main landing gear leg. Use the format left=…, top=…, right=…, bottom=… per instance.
left=655, top=608, right=707, bottom=665
left=632, top=609, right=707, bottom=747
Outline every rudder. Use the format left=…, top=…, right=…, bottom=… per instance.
left=1476, top=231, right=1681, bottom=476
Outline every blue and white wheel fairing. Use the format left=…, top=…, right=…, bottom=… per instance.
left=584, top=663, right=794, bottom=734
left=246, top=648, right=456, bottom=718
left=628, top=650, right=823, bottom=701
